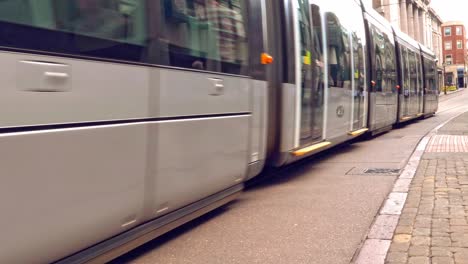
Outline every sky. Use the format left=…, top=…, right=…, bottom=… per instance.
left=430, top=0, right=468, bottom=27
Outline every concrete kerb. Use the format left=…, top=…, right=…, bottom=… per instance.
left=351, top=110, right=468, bottom=264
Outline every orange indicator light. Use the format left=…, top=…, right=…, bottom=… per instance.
left=261, top=53, right=274, bottom=65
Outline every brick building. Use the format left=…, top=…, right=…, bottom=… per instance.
left=442, top=21, right=467, bottom=88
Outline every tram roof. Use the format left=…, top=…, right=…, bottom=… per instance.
left=361, top=2, right=393, bottom=35
left=392, top=26, right=420, bottom=50
left=419, top=43, right=436, bottom=58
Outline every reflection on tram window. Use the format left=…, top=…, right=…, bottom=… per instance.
left=297, top=1, right=324, bottom=145
left=311, top=4, right=324, bottom=91
left=409, top=51, right=418, bottom=93
left=352, top=32, right=365, bottom=95
left=0, top=0, right=147, bottom=44
left=384, top=38, right=396, bottom=93
left=310, top=4, right=324, bottom=141
left=417, top=55, right=423, bottom=92
left=0, top=0, right=248, bottom=75
left=424, top=59, right=435, bottom=94
left=160, top=0, right=249, bottom=74
left=375, top=52, right=383, bottom=92
left=427, top=61, right=437, bottom=92
left=55, top=0, right=135, bottom=40
left=326, top=12, right=351, bottom=89
left=297, top=0, right=314, bottom=142
left=370, top=25, right=396, bottom=93
left=401, top=47, right=410, bottom=94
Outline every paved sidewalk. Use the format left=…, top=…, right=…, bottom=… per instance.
left=440, top=88, right=465, bottom=97
left=386, top=112, right=468, bottom=264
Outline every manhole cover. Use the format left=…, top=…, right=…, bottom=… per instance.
left=364, top=168, right=401, bottom=174
left=347, top=167, right=401, bottom=176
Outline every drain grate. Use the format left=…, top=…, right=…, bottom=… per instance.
left=364, top=168, right=401, bottom=174
left=346, top=167, right=401, bottom=176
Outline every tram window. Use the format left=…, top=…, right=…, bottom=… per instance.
left=0, top=0, right=249, bottom=75
left=416, top=55, right=423, bottom=91
left=309, top=3, right=324, bottom=141
left=383, top=36, right=396, bottom=93
left=371, top=26, right=383, bottom=92
left=352, top=32, right=365, bottom=94
left=0, top=0, right=34, bottom=25
left=408, top=51, right=418, bottom=93
left=423, top=59, right=429, bottom=91
left=424, top=59, right=435, bottom=93
left=159, top=0, right=249, bottom=75
left=53, top=0, right=145, bottom=43
left=375, top=52, right=383, bottom=92
left=431, top=62, right=437, bottom=91
left=401, top=47, right=410, bottom=91
left=311, top=4, right=324, bottom=92
left=298, top=1, right=323, bottom=144
left=369, top=25, right=395, bottom=93
left=326, top=12, right=351, bottom=89
left=0, top=0, right=148, bottom=61
left=297, top=0, right=313, bottom=142
left=427, top=60, right=437, bottom=92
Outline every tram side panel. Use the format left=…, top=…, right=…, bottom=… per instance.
left=0, top=1, right=254, bottom=263
left=0, top=50, right=151, bottom=264
left=149, top=70, right=251, bottom=218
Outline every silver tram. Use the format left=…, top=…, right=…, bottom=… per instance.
left=0, top=0, right=438, bottom=263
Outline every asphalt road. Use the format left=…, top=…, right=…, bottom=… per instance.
left=112, top=89, right=468, bottom=264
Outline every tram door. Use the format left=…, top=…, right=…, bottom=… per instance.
left=401, top=47, right=423, bottom=118
left=416, top=54, right=424, bottom=114
left=408, top=50, right=423, bottom=116
left=400, top=47, right=409, bottom=117
left=290, top=0, right=367, bottom=150
left=423, top=58, right=438, bottom=114
left=321, top=0, right=368, bottom=139
left=411, top=51, right=420, bottom=116
left=351, top=32, right=367, bottom=130
left=292, top=0, right=324, bottom=147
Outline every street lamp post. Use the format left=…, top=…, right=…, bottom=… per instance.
left=443, top=63, right=447, bottom=95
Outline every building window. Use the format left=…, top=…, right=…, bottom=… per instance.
left=457, top=40, right=463, bottom=49
left=445, top=41, right=452, bottom=50
left=445, top=27, right=452, bottom=36
left=445, top=55, right=452, bottom=65
left=456, top=26, right=463, bottom=35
